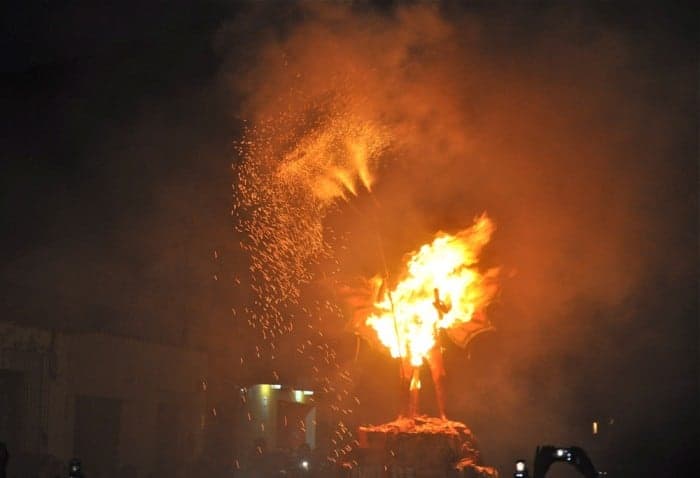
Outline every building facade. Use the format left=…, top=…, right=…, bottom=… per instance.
left=0, top=321, right=208, bottom=477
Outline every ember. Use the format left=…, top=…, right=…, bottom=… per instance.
left=234, top=108, right=391, bottom=461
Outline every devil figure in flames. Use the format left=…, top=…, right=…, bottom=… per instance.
left=344, top=214, right=500, bottom=420
left=399, top=287, right=452, bottom=419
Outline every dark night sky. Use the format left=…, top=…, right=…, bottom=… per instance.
left=2, top=0, right=242, bottom=343
left=1, top=0, right=697, bottom=475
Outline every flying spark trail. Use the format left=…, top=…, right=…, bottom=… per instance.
left=233, top=100, right=391, bottom=461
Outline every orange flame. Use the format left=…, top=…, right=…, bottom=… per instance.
left=366, top=214, right=499, bottom=366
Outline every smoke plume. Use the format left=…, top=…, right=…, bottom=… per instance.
left=223, top=1, right=697, bottom=471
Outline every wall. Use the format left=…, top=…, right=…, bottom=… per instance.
left=0, top=321, right=209, bottom=476
left=64, top=332, right=208, bottom=473
left=0, top=323, right=53, bottom=457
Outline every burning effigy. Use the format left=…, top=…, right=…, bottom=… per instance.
left=349, top=213, right=500, bottom=420
left=343, top=215, right=500, bottom=477
left=235, top=105, right=501, bottom=474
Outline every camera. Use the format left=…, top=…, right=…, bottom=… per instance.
left=533, top=445, right=598, bottom=478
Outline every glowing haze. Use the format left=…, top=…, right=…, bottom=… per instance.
left=224, top=1, right=696, bottom=469
left=366, top=214, right=499, bottom=366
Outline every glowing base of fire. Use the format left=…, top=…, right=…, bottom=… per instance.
left=355, top=415, right=498, bottom=477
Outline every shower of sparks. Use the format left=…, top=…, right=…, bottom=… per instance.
left=234, top=107, right=390, bottom=321
left=233, top=102, right=390, bottom=462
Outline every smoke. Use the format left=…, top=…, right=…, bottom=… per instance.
left=222, top=1, right=697, bottom=472
left=225, top=1, right=690, bottom=299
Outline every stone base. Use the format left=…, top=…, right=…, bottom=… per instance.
left=355, top=416, right=498, bottom=478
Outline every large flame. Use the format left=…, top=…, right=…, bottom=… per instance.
left=366, top=214, right=499, bottom=367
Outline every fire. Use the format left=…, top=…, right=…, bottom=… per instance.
left=277, top=115, right=389, bottom=203
left=366, top=214, right=499, bottom=367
